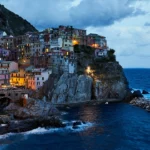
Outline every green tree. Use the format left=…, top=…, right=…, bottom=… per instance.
left=107, top=49, right=116, bottom=62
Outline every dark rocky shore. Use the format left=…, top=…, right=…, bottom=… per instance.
left=0, top=98, right=64, bottom=135
left=0, top=98, right=89, bottom=135
left=130, top=98, right=150, bottom=112
left=0, top=116, right=64, bottom=135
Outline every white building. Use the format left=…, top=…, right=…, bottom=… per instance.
left=95, top=49, right=108, bottom=58
left=62, top=39, right=74, bottom=52
left=27, top=68, right=52, bottom=90
left=50, top=38, right=63, bottom=49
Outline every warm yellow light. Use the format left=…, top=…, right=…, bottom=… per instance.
left=46, top=48, right=49, bottom=52
left=67, top=52, right=69, bottom=55
left=92, top=44, right=99, bottom=48
left=73, top=40, right=78, bottom=45
left=86, top=66, right=91, bottom=74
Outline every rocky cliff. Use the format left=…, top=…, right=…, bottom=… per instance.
left=41, top=73, right=93, bottom=104
left=0, top=4, right=37, bottom=35
left=32, top=47, right=129, bottom=104
left=37, top=62, right=129, bottom=104
left=92, top=62, right=129, bottom=101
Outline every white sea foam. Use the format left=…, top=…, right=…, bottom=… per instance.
left=0, top=133, right=15, bottom=140
left=0, top=121, right=94, bottom=139
left=0, top=124, right=7, bottom=127
left=143, top=94, right=150, bottom=100
left=61, top=112, right=68, bottom=115
left=132, top=88, right=150, bottom=100
left=25, top=121, right=94, bottom=135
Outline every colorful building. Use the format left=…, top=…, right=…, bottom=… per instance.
left=26, top=68, right=52, bottom=90
left=0, top=61, right=18, bottom=86
left=10, top=66, right=27, bottom=87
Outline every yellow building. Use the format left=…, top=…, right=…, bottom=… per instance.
left=10, top=67, right=26, bottom=87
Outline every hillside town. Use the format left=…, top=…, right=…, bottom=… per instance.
left=0, top=25, right=109, bottom=91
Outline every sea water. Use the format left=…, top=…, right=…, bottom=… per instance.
left=0, top=69, right=150, bottom=150
left=124, top=68, right=150, bottom=99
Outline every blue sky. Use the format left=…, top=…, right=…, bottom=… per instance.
left=1, top=0, right=150, bottom=68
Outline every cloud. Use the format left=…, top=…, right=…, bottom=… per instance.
left=1, top=0, right=150, bottom=68
left=144, top=22, right=150, bottom=26
left=0, top=0, right=147, bottom=29
left=69, top=0, right=146, bottom=28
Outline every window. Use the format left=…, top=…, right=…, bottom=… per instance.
left=37, top=77, right=39, bottom=80
left=42, top=77, right=44, bottom=80
left=15, top=93, right=18, bottom=96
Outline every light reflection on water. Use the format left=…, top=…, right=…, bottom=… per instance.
left=1, top=103, right=150, bottom=150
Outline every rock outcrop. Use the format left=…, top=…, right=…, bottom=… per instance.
left=45, top=73, right=93, bottom=104
left=0, top=117, right=65, bottom=135
left=142, top=90, right=149, bottom=94
left=92, top=62, right=129, bottom=101
left=131, top=90, right=143, bottom=99
left=37, top=62, right=129, bottom=104
left=4, top=98, right=59, bottom=119
left=130, top=98, right=150, bottom=112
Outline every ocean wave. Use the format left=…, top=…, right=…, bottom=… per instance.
left=132, top=88, right=150, bottom=100
left=0, top=133, right=16, bottom=140
left=0, top=121, right=94, bottom=140
left=143, top=94, right=150, bottom=100
left=25, top=121, right=93, bottom=135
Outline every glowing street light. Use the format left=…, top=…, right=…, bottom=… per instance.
left=86, top=66, right=91, bottom=74
left=72, top=40, right=78, bottom=45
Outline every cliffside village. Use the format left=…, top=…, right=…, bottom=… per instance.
left=0, top=25, right=108, bottom=91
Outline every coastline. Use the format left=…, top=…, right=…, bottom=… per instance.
left=54, top=98, right=122, bottom=108
left=130, top=98, right=150, bottom=112
left=0, top=97, right=149, bottom=136
left=0, top=98, right=121, bottom=135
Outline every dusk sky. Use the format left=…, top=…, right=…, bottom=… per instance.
left=1, top=0, right=150, bottom=68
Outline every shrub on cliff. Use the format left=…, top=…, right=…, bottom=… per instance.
left=74, top=44, right=94, bottom=54
left=107, top=49, right=116, bottom=62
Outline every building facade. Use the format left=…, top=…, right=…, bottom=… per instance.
left=27, top=68, right=52, bottom=90
left=0, top=61, right=18, bottom=86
